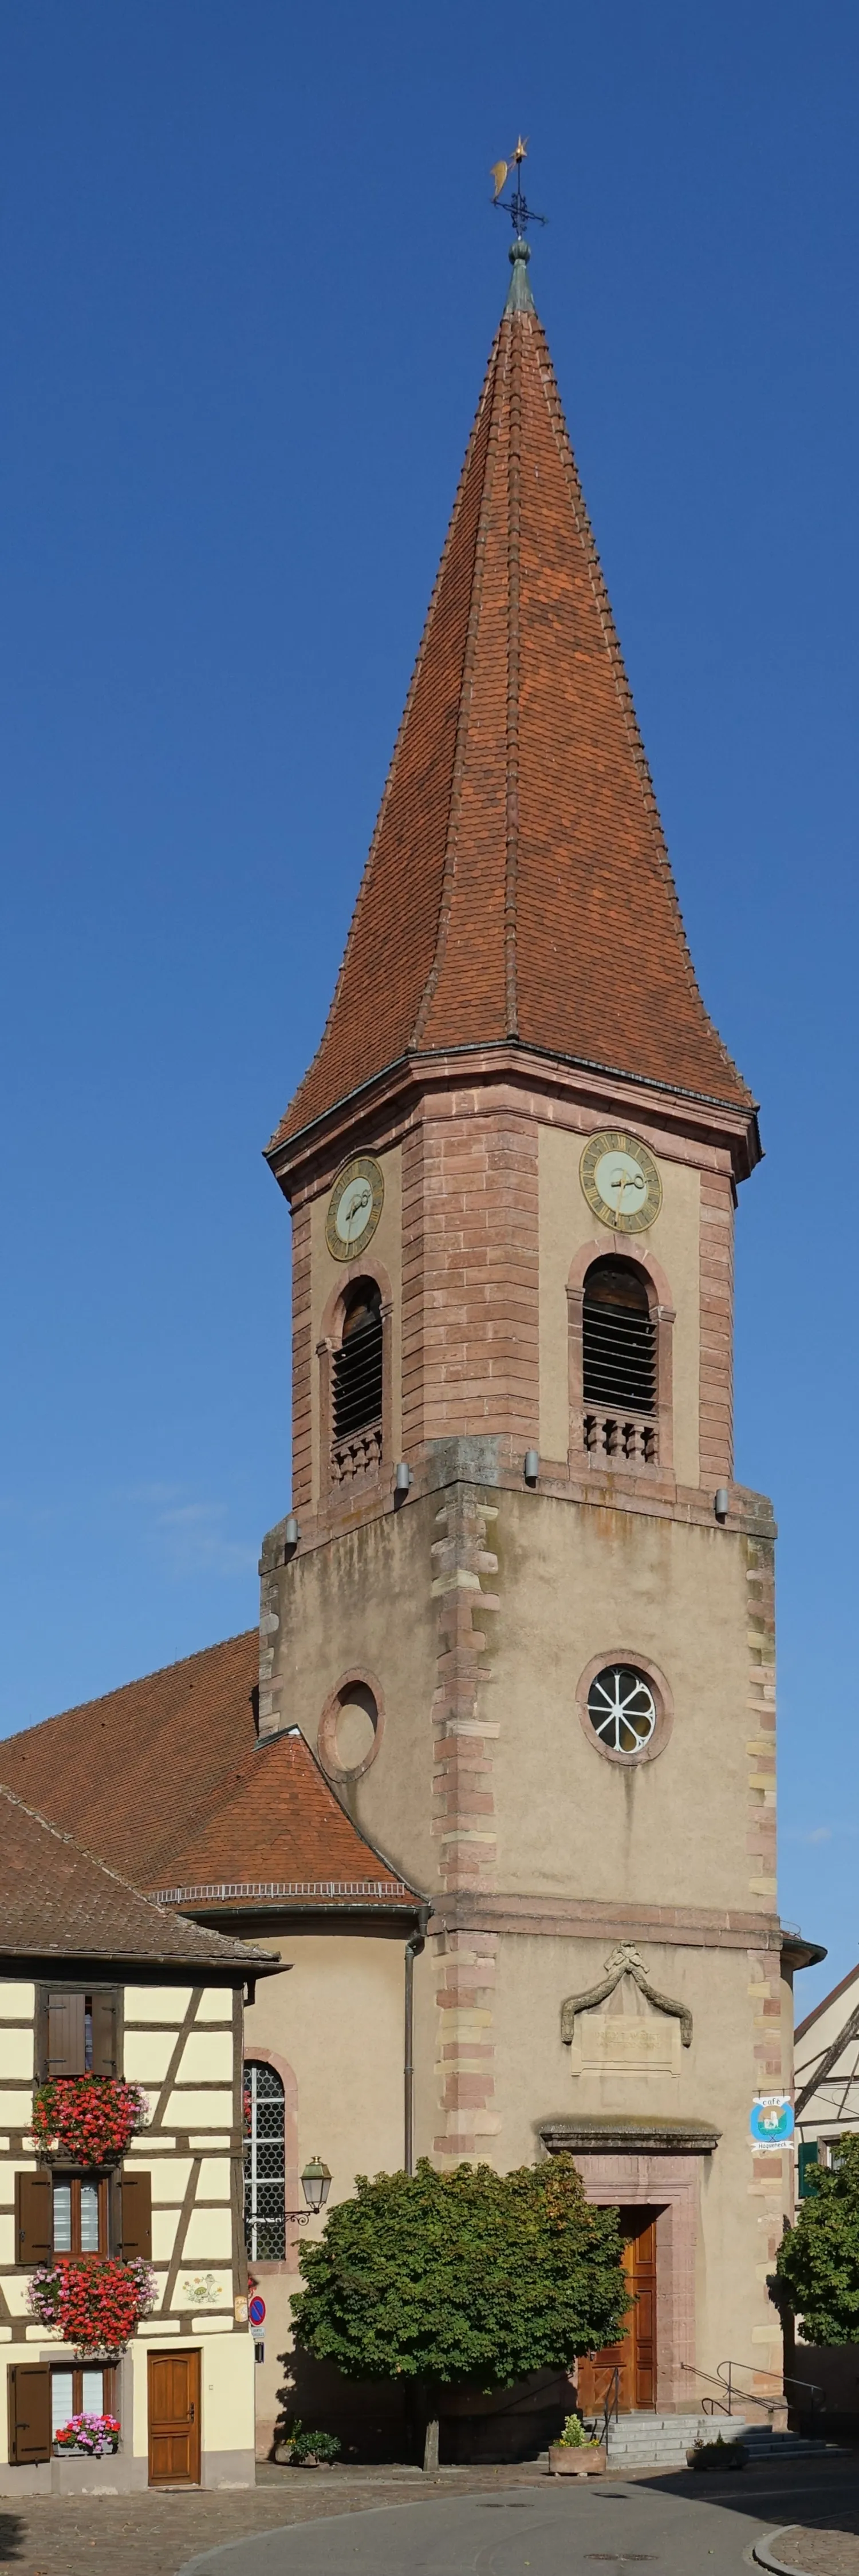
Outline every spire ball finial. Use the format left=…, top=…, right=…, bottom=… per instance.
left=506, top=234, right=535, bottom=314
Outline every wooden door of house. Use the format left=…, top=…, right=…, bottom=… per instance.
left=577, top=2211, right=659, bottom=2415
left=148, top=2349, right=202, bottom=2486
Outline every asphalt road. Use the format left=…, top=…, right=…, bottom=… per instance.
left=179, top=2464, right=859, bottom=2576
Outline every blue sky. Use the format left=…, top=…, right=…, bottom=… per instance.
left=0, top=2, right=856, bottom=2009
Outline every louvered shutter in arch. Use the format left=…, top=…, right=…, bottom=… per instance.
left=47, top=1990, right=86, bottom=2077
left=582, top=1259, right=656, bottom=1414
left=333, top=1283, right=383, bottom=1440
left=121, top=2171, right=152, bottom=2260
left=8, top=2362, right=52, bottom=2465
left=15, top=2171, right=52, bottom=2263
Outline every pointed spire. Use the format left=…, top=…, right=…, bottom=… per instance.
left=271, top=261, right=754, bottom=1158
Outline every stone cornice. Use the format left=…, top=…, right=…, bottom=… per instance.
left=270, top=1042, right=761, bottom=1201
left=428, top=1894, right=785, bottom=1950
left=539, top=2117, right=720, bottom=2156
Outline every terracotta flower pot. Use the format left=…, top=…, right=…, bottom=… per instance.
left=548, top=2443, right=607, bottom=2477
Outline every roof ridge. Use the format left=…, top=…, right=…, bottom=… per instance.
left=270, top=335, right=504, bottom=1152
left=0, top=1781, right=274, bottom=1962
left=3, top=1628, right=257, bottom=1745
left=297, top=1722, right=425, bottom=1898
left=410, top=331, right=503, bottom=1049
left=505, top=309, right=522, bottom=1040
left=149, top=1721, right=426, bottom=1907
left=530, top=320, right=751, bottom=1104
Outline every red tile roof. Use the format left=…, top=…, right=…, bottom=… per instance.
left=0, top=1784, right=278, bottom=1972
left=150, top=1726, right=420, bottom=1914
left=0, top=1632, right=259, bottom=1883
left=0, top=1637, right=423, bottom=1918
left=271, top=264, right=752, bottom=1155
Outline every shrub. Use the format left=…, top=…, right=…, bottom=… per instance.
left=770, top=2132, right=859, bottom=2343
left=282, top=2420, right=341, bottom=2466
left=557, top=2413, right=600, bottom=2448
left=688, top=2433, right=747, bottom=2472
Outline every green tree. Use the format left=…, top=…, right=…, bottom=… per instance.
left=290, top=2155, right=627, bottom=2470
left=771, top=2132, right=859, bottom=2342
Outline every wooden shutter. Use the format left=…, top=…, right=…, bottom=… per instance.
left=121, top=2171, right=152, bottom=2259
left=91, top=1990, right=117, bottom=2076
left=47, top=1990, right=86, bottom=2076
left=7, top=2362, right=51, bottom=2464
left=15, top=2172, right=52, bottom=2264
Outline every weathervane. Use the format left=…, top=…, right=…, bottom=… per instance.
left=489, top=136, right=547, bottom=234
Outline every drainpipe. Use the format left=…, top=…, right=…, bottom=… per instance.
left=404, top=1909, right=430, bottom=2175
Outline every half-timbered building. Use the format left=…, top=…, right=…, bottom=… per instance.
left=0, top=1783, right=278, bottom=2490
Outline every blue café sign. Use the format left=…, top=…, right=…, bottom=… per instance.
left=750, top=2094, right=795, bottom=2150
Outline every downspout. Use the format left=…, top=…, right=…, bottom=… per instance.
left=404, top=1908, right=430, bottom=2175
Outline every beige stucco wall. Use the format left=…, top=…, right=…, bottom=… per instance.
left=538, top=1123, right=701, bottom=1488
left=272, top=1502, right=439, bottom=1893
left=269, top=1484, right=763, bottom=1919
left=486, top=1491, right=756, bottom=1909
left=243, top=1923, right=407, bottom=2452
left=309, top=1143, right=403, bottom=1504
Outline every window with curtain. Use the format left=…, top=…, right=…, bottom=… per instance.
left=243, top=2061, right=285, bottom=2260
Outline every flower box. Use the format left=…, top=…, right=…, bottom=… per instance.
left=548, top=2441, right=606, bottom=2476
left=27, top=2258, right=156, bottom=2354
left=31, top=2078, right=148, bottom=2165
left=55, top=2412, right=120, bottom=2458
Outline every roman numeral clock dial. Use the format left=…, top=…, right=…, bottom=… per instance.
left=580, top=1131, right=663, bottom=1232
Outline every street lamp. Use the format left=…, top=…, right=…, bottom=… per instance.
left=301, top=2155, right=332, bottom=2213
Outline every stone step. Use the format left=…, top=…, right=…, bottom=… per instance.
left=604, top=2412, right=747, bottom=2468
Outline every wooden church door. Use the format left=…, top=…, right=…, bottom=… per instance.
left=577, top=2210, right=659, bottom=2414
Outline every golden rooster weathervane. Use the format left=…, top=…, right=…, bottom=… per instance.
left=490, top=135, right=547, bottom=232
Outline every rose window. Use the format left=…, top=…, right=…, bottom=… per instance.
left=587, top=1666, right=656, bottom=1755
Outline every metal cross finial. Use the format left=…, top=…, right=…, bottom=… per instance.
left=489, top=135, right=547, bottom=234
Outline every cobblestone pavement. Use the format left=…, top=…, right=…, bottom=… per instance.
left=0, top=2466, right=544, bottom=2576
left=0, top=2456, right=856, bottom=2576
left=763, top=2527, right=859, bottom=2575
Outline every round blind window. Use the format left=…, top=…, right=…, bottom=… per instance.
left=588, top=1666, right=656, bottom=1756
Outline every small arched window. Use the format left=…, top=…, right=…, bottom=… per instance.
left=583, top=1258, right=656, bottom=1415
left=333, top=1281, right=383, bottom=1443
left=243, top=2061, right=285, bottom=2261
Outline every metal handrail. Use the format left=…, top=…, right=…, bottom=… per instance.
left=600, top=2366, right=621, bottom=2449
left=580, top=2365, right=621, bottom=2448
left=680, top=2360, right=823, bottom=2420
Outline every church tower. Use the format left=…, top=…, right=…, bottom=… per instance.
left=260, top=235, right=806, bottom=2408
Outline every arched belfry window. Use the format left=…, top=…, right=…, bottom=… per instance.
left=582, top=1258, right=657, bottom=1464
left=330, top=1280, right=384, bottom=1482
left=243, top=2061, right=285, bottom=2261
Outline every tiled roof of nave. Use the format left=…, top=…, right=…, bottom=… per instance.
left=0, top=1631, right=259, bottom=1883
left=0, top=1634, right=423, bottom=1916
left=149, top=1725, right=421, bottom=1911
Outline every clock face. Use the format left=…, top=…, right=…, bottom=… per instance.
left=580, top=1129, right=662, bottom=1234
left=325, top=1156, right=384, bottom=1261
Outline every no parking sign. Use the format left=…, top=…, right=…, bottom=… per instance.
left=249, top=2294, right=266, bottom=2326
